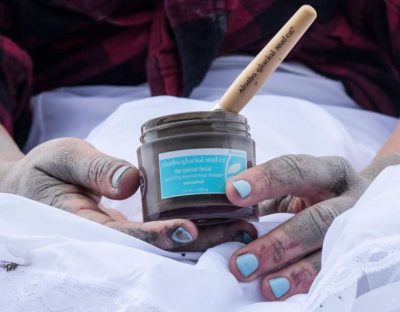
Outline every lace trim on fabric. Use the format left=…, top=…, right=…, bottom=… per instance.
left=0, top=266, right=162, bottom=312
left=305, top=236, right=400, bottom=311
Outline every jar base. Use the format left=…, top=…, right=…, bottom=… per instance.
left=144, top=205, right=259, bottom=226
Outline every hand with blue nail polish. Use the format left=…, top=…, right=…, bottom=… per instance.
left=226, top=154, right=388, bottom=300
left=0, top=137, right=140, bottom=215
left=0, top=137, right=258, bottom=251
left=0, top=137, right=184, bottom=249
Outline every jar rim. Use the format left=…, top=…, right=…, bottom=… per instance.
left=141, top=110, right=248, bottom=132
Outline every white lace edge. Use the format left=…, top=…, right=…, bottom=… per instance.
left=0, top=265, right=165, bottom=312
left=305, top=236, right=400, bottom=311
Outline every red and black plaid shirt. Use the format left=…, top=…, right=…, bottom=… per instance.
left=1, top=0, right=400, bottom=145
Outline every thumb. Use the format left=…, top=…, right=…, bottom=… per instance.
left=34, top=138, right=139, bottom=199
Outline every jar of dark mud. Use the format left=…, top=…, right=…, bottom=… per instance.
left=137, top=110, right=258, bottom=225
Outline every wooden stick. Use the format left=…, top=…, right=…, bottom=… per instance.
left=216, top=5, right=317, bottom=113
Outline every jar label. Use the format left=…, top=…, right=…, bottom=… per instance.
left=159, top=148, right=247, bottom=199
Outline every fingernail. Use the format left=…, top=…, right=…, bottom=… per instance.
left=269, top=277, right=290, bottom=299
left=232, top=180, right=252, bottom=199
left=171, top=227, right=193, bottom=244
left=112, top=166, right=131, bottom=188
left=236, top=253, right=258, bottom=278
left=241, top=231, right=254, bottom=244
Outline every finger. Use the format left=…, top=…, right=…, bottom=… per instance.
left=226, top=155, right=353, bottom=207
left=55, top=192, right=196, bottom=250
left=257, top=198, right=281, bottom=216
left=61, top=197, right=197, bottom=250
left=177, top=221, right=258, bottom=252
left=106, top=219, right=198, bottom=250
left=258, top=195, right=308, bottom=216
left=76, top=207, right=114, bottom=224
left=55, top=192, right=116, bottom=224
left=97, top=203, right=128, bottom=222
left=229, top=196, right=352, bottom=281
left=35, top=138, right=139, bottom=199
left=261, top=251, right=321, bottom=301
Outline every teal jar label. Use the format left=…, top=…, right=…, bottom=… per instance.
left=159, top=148, right=247, bottom=199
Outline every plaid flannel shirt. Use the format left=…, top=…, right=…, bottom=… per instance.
left=1, top=0, right=400, bottom=145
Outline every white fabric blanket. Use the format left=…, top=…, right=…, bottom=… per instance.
left=2, top=57, right=400, bottom=311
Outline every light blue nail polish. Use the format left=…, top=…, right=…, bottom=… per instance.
left=171, top=227, right=193, bottom=244
left=112, top=166, right=131, bottom=188
left=232, top=180, right=252, bottom=199
left=269, top=277, right=290, bottom=299
left=241, top=232, right=254, bottom=244
left=236, top=253, right=258, bottom=278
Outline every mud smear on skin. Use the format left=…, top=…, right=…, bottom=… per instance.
left=0, top=261, right=19, bottom=272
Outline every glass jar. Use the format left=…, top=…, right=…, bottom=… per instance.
left=137, top=111, right=258, bottom=225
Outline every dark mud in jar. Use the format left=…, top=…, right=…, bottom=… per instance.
left=137, top=111, right=258, bottom=225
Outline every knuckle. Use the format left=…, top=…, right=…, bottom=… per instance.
left=331, top=156, right=351, bottom=176
left=290, top=266, right=315, bottom=291
left=306, top=204, right=340, bottom=240
left=48, top=191, right=68, bottom=209
left=268, top=236, right=287, bottom=264
left=256, top=165, right=274, bottom=189
left=87, top=156, right=113, bottom=185
left=324, top=156, right=356, bottom=194
left=276, top=155, right=312, bottom=185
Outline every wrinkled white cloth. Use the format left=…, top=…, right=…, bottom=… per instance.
left=2, top=56, right=400, bottom=311
left=303, top=166, right=400, bottom=311
left=0, top=193, right=293, bottom=311
left=2, top=166, right=400, bottom=311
